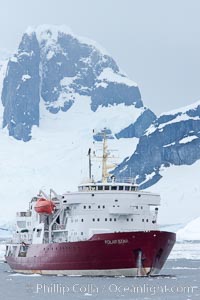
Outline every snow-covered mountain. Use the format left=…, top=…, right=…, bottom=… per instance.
left=1, top=25, right=155, bottom=142
left=0, top=25, right=156, bottom=220
left=0, top=25, right=200, bottom=234
left=115, top=101, right=200, bottom=189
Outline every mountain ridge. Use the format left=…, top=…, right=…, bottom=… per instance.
left=1, top=25, right=155, bottom=141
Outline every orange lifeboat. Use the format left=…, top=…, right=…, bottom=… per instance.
left=34, top=198, right=55, bottom=214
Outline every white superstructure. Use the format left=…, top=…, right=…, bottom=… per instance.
left=11, top=129, right=160, bottom=246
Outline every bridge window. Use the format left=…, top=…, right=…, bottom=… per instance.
left=119, top=186, right=124, bottom=190
left=125, top=186, right=130, bottom=191
left=111, top=186, right=117, bottom=190
left=98, top=186, right=103, bottom=190
left=105, top=186, right=109, bottom=190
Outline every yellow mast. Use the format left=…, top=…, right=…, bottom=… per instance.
left=102, top=130, right=108, bottom=183
left=101, top=129, right=116, bottom=183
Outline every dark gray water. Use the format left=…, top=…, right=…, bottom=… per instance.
left=0, top=260, right=200, bottom=300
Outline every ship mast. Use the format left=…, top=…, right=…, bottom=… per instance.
left=90, top=128, right=117, bottom=183
left=101, top=129, right=116, bottom=183
left=102, top=130, right=109, bottom=183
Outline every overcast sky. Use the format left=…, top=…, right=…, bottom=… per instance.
left=0, top=0, right=200, bottom=115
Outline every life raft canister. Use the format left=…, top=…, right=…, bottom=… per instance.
left=34, top=198, right=55, bottom=214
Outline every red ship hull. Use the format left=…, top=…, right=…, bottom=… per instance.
left=5, top=231, right=176, bottom=276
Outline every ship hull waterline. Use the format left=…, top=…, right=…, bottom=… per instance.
left=5, top=231, right=176, bottom=276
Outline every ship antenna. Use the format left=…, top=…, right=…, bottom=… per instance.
left=88, top=148, right=92, bottom=180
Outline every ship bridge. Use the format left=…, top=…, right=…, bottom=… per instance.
left=78, top=182, right=139, bottom=192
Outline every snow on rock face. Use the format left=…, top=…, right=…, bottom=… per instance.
left=1, top=32, right=40, bottom=141
left=0, top=60, right=8, bottom=122
left=1, top=25, right=154, bottom=141
left=114, top=101, right=200, bottom=188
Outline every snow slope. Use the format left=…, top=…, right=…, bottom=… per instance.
left=150, top=161, right=200, bottom=225
left=0, top=94, right=139, bottom=220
